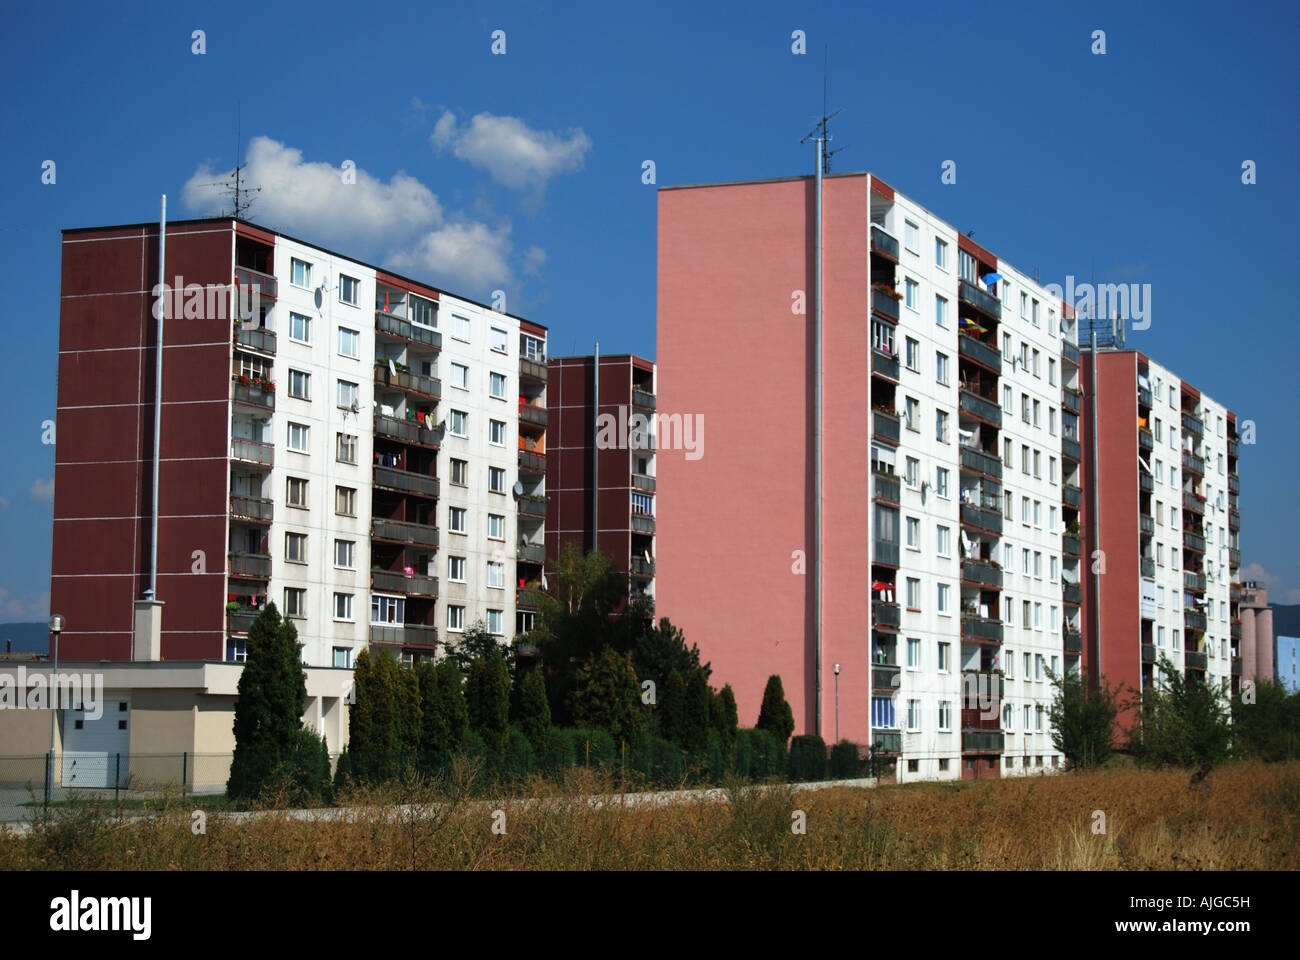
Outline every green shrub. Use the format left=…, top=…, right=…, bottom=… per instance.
left=628, top=734, right=685, bottom=786
left=570, top=728, right=616, bottom=767
left=543, top=728, right=577, bottom=773
left=741, top=728, right=786, bottom=780
left=503, top=726, right=535, bottom=779
left=829, top=740, right=861, bottom=779
left=788, top=734, right=827, bottom=782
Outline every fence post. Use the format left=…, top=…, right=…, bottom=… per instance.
left=585, top=739, right=590, bottom=767
left=115, top=753, right=121, bottom=805
left=44, top=752, right=51, bottom=809
left=182, top=751, right=188, bottom=796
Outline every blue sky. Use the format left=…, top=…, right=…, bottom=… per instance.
left=1, top=0, right=1297, bottom=619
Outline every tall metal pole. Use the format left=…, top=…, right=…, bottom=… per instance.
left=591, top=341, right=599, bottom=554
left=1088, top=329, right=1101, bottom=689
left=146, top=196, right=167, bottom=601
left=813, top=137, right=824, bottom=739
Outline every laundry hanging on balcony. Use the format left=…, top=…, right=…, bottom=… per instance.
left=959, top=316, right=988, bottom=335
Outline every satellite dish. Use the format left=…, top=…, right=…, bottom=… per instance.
left=512, top=481, right=524, bottom=499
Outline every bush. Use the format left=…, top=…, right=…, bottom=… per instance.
left=628, top=734, right=685, bottom=785
left=829, top=740, right=861, bottom=779
left=737, top=728, right=786, bottom=781
left=570, top=728, right=617, bottom=767
left=756, top=675, right=795, bottom=745
left=788, top=734, right=828, bottom=782
left=543, top=728, right=577, bottom=773
left=503, top=726, right=536, bottom=779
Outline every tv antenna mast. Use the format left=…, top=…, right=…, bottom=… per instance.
left=802, top=48, right=844, bottom=173
left=199, top=103, right=260, bottom=219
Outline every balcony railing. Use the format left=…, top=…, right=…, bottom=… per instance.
left=961, top=559, right=1002, bottom=589
left=1228, top=508, right=1240, bottom=529
left=1140, top=514, right=1155, bottom=536
left=873, top=602, right=901, bottom=630
left=230, top=438, right=274, bottom=467
left=1140, top=556, right=1155, bottom=578
left=632, top=474, right=656, bottom=493
left=1228, top=438, right=1239, bottom=459
left=962, top=670, right=1006, bottom=701
left=957, top=334, right=1001, bottom=373
left=1181, top=412, right=1203, bottom=437
left=519, top=357, right=548, bottom=383
left=870, top=225, right=900, bottom=261
left=873, top=539, right=900, bottom=566
left=961, top=448, right=1002, bottom=480
left=1231, top=657, right=1242, bottom=677
left=1063, top=341, right=1080, bottom=366
left=632, top=388, right=656, bottom=411
left=518, top=449, right=546, bottom=474
left=1063, top=535, right=1082, bottom=557
left=1062, top=388, right=1081, bottom=415
left=1182, top=451, right=1205, bottom=476
left=1138, top=386, right=1153, bottom=408
left=518, top=541, right=546, bottom=565
left=373, top=364, right=441, bottom=400
left=872, top=348, right=900, bottom=381
left=961, top=616, right=1004, bottom=643
left=229, top=495, right=272, bottom=523
left=872, top=663, right=900, bottom=692
left=1063, top=484, right=1082, bottom=509
left=959, top=388, right=1002, bottom=427
left=227, top=608, right=259, bottom=634
left=234, top=266, right=278, bottom=300
left=371, top=569, right=439, bottom=597
left=1184, top=609, right=1207, bottom=632
left=630, top=556, right=655, bottom=578
left=1228, top=547, right=1241, bottom=568
left=1063, top=437, right=1082, bottom=462
left=519, top=402, right=548, bottom=427
left=369, top=624, right=438, bottom=648
left=1185, top=571, right=1206, bottom=593
left=371, top=517, right=439, bottom=549
left=375, top=310, right=442, bottom=349
left=1231, top=620, right=1242, bottom=640
left=516, top=587, right=546, bottom=611
left=1186, top=650, right=1208, bottom=670
left=235, top=325, right=277, bottom=355
left=1065, top=629, right=1083, bottom=653
left=873, top=409, right=901, bottom=444
left=961, top=503, right=1002, bottom=536
left=373, top=465, right=439, bottom=499
left=962, top=730, right=1005, bottom=753
left=228, top=552, right=271, bottom=579
left=374, top=414, right=440, bottom=447
left=519, top=498, right=548, bottom=520
left=232, top=381, right=275, bottom=411
left=873, top=472, right=901, bottom=504
left=631, top=513, right=655, bottom=535
left=1183, top=530, right=1206, bottom=553
left=1139, top=471, right=1154, bottom=493
left=873, top=730, right=902, bottom=754
left=1182, top=491, right=1204, bottom=514
left=1138, top=428, right=1153, bottom=452
left=958, top=278, right=1002, bottom=320
left=1141, top=643, right=1156, bottom=663
left=1228, top=472, right=1239, bottom=494
left=871, top=288, right=901, bottom=322
left=1063, top=582, right=1082, bottom=606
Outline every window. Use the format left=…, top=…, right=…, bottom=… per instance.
left=1020, top=292, right=1028, bottom=319
left=936, top=352, right=949, bottom=384
left=1021, top=393, right=1031, bottom=424
left=336, top=433, right=357, bottom=464
left=1002, top=332, right=1012, bottom=359
left=490, top=326, right=508, bottom=353
left=1032, top=348, right=1040, bottom=377
left=904, top=337, right=920, bottom=370
left=1021, top=497, right=1030, bottom=525
left=334, top=539, right=355, bottom=569
left=333, top=647, right=352, bottom=669
left=480, top=514, right=502, bottom=541
left=1031, top=299, right=1040, bottom=327
left=873, top=320, right=895, bottom=355
left=487, top=609, right=504, bottom=635
left=935, top=238, right=948, bottom=269
left=904, top=457, right=919, bottom=487
left=1021, top=444, right=1031, bottom=475
left=448, top=410, right=468, bottom=437
left=410, top=296, right=436, bottom=328
left=959, top=249, right=977, bottom=284
left=284, top=588, right=307, bottom=618
left=1032, top=399, right=1041, bottom=428
left=1020, top=342, right=1030, bottom=370
left=906, top=578, right=921, bottom=610
left=938, top=701, right=952, bottom=731
left=937, top=583, right=951, bottom=614
left=632, top=492, right=654, bottom=516
left=339, top=274, right=359, bottom=306
left=288, top=369, right=310, bottom=400
left=448, top=506, right=467, bottom=533
left=906, top=516, right=920, bottom=549
left=1004, top=491, right=1013, bottom=520
left=489, top=466, right=507, bottom=493
left=936, top=409, right=949, bottom=443
left=286, top=532, right=308, bottom=563
left=1033, top=450, right=1041, bottom=479
left=904, top=220, right=919, bottom=252
left=904, top=278, right=918, bottom=310
left=487, top=561, right=504, bottom=588
left=291, top=258, right=312, bottom=288
left=938, top=642, right=950, bottom=672
left=335, top=486, right=356, bottom=516
left=1049, top=358, right=1056, bottom=385
left=449, top=556, right=467, bottom=582
left=1003, top=702, right=1014, bottom=730
left=1003, top=385, right=1013, bottom=413
left=489, top=372, right=507, bottom=398
left=1049, top=457, right=1057, bottom=483
left=1173, top=629, right=1181, bottom=651
left=284, top=476, right=307, bottom=508
left=450, top=458, right=468, bottom=486
left=489, top=419, right=506, bottom=445
left=904, top=397, right=920, bottom=431
left=287, top=422, right=309, bottom=453
left=935, top=467, right=949, bottom=498
left=936, top=525, right=951, bottom=557
left=338, top=327, right=359, bottom=359
left=333, top=593, right=354, bottom=621
left=1005, top=647, right=1015, bottom=675
left=1004, top=438, right=1013, bottom=466
left=1050, top=556, right=1058, bottom=581
left=447, top=605, right=465, bottom=632
left=450, top=363, right=469, bottom=390
left=1157, top=625, right=1166, bottom=648
left=1034, top=551, right=1042, bottom=578
left=907, top=699, right=921, bottom=731
left=935, top=295, right=948, bottom=328
left=452, top=315, right=471, bottom=341
left=337, top=379, right=358, bottom=409
left=1023, top=652, right=1031, bottom=677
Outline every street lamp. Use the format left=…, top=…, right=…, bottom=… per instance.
left=46, top=614, right=65, bottom=805
left=833, top=663, right=841, bottom=744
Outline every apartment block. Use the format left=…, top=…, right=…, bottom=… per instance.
left=1080, top=348, right=1243, bottom=698
left=658, top=173, right=1076, bottom=781
left=546, top=354, right=657, bottom=600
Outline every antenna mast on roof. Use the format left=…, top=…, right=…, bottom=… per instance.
left=200, top=103, right=260, bottom=220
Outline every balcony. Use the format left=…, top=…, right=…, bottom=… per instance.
left=369, top=624, right=438, bottom=648
left=234, top=265, right=278, bottom=300
left=520, top=357, right=548, bottom=383
left=518, top=541, right=546, bottom=565
left=957, top=334, right=1001, bottom=373
left=873, top=539, right=901, bottom=567
left=371, top=517, right=439, bottom=549
left=1228, top=508, right=1240, bottom=529
left=962, top=730, right=1005, bottom=753
left=375, top=310, right=442, bottom=349
left=873, top=602, right=901, bottom=630
left=871, top=663, right=900, bottom=692
left=873, top=471, right=901, bottom=505
left=872, top=348, right=900, bottom=382
left=228, top=552, right=271, bottom=579
left=1138, top=428, right=1153, bottom=452
left=1185, top=571, right=1206, bottom=593
left=1140, top=556, right=1155, bottom=578
left=1063, top=437, right=1081, bottom=462
left=1139, top=514, right=1154, bottom=536
left=1064, top=534, right=1082, bottom=558
left=1231, top=619, right=1242, bottom=640
left=227, top=608, right=259, bottom=634
left=961, top=503, right=1002, bottom=536
left=235, top=325, right=276, bottom=355
left=373, top=465, right=439, bottom=499
left=1063, top=341, right=1080, bottom=366
left=958, top=278, right=1002, bottom=320
left=1231, top=657, right=1243, bottom=677
left=232, top=380, right=275, bottom=412
left=961, top=616, right=1004, bottom=644
left=1062, top=388, right=1081, bottom=415
left=519, top=402, right=548, bottom=428
left=1141, top=643, right=1156, bottom=663
left=871, top=287, right=901, bottom=323
left=630, top=556, right=655, bottom=578
left=1228, top=472, right=1239, bottom=494
left=229, top=495, right=272, bottom=524
left=516, top=587, right=546, bottom=611
left=1065, top=629, right=1083, bottom=654
left=1063, top=582, right=1082, bottom=606
left=1228, top=438, right=1239, bottom=459
left=519, top=497, right=548, bottom=520
left=872, top=409, right=901, bottom=444
left=1228, top=547, right=1241, bottom=568
left=518, top=449, right=546, bottom=475
left=1186, top=650, right=1208, bottom=671
left=230, top=438, right=274, bottom=468
left=632, top=388, right=656, bottom=411
left=1182, top=451, right=1205, bottom=476
left=961, top=559, right=1002, bottom=589
left=631, top=513, right=654, bottom=535
left=1063, top=483, right=1082, bottom=509
left=1183, top=529, right=1206, bottom=553
left=873, top=730, right=902, bottom=754
left=960, top=448, right=1002, bottom=480
left=1138, top=386, right=1153, bottom=408
left=959, top=388, right=1002, bottom=427
left=373, top=364, right=441, bottom=400
left=632, top=474, right=656, bottom=493
left=870, top=225, right=900, bottom=262
left=963, top=670, right=1005, bottom=701
left=1184, top=609, right=1207, bottom=632
left=374, top=414, right=440, bottom=448
left=370, top=569, right=438, bottom=597
left=1182, top=491, right=1204, bottom=514
left=1181, top=412, right=1203, bottom=438
left=1139, top=471, right=1154, bottom=493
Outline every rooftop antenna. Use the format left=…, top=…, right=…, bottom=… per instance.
left=808, top=47, right=845, bottom=174
left=199, top=103, right=260, bottom=219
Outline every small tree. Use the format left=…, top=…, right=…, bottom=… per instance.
left=1127, top=655, right=1232, bottom=767
left=517, top=666, right=551, bottom=756
left=443, top=621, right=511, bottom=676
left=658, top=669, right=687, bottom=745
left=1231, top=678, right=1300, bottom=762
left=1047, top=667, right=1120, bottom=769
left=416, top=658, right=469, bottom=759
left=466, top=650, right=511, bottom=753
left=710, top=684, right=740, bottom=753
left=572, top=647, right=647, bottom=745
left=756, top=675, right=795, bottom=745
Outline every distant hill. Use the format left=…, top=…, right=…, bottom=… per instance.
left=1272, top=605, right=1300, bottom=638
left=0, top=622, right=49, bottom=656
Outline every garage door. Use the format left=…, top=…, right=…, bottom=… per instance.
left=61, top=695, right=130, bottom=788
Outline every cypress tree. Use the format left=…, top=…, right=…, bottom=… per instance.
left=756, top=675, right=796, bottom=745
left=467, top=651, right=511, bottom=753
left=518, top=666, right=551, bottom=756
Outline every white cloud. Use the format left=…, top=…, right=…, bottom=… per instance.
left=522, top=245, right=547, bottom=277
left=431, top=111, right=591, bottom=192
left=29, top=478, right=53, bottom=503
left=1239, top=562, right=1300, bottom=604
left=388, top=221, right=514, bottom=296
left=182, top=137, right=442, bottom=250
left=0, top=496, right=10, bottom=510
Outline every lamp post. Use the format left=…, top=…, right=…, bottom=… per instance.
left=46, top=614, right=65, bottom=805
left=833, top=663, right=841, bottom=744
